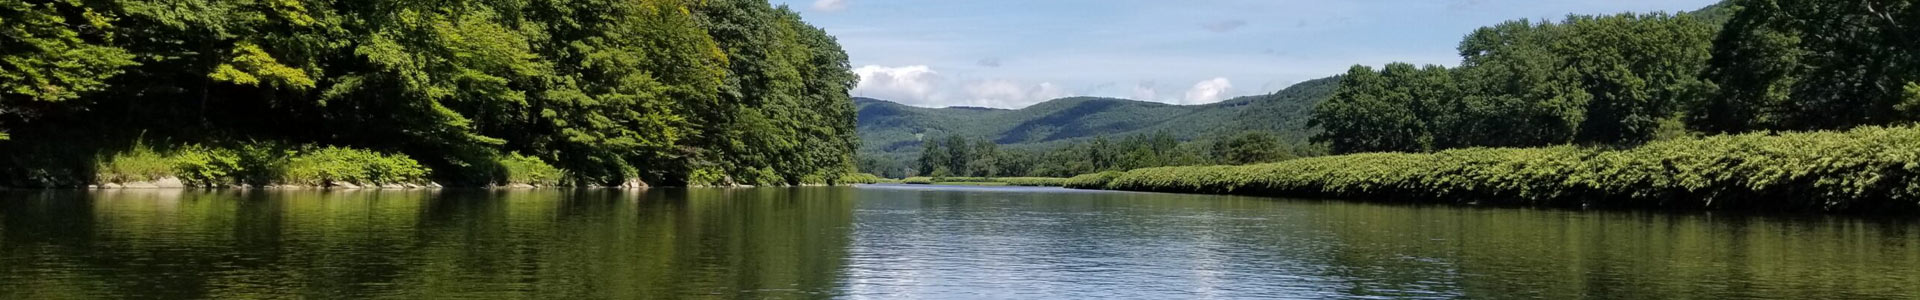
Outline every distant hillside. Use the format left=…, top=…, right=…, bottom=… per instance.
left=855, top=76, right=1340, bottom=162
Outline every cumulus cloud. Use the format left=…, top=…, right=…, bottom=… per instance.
left=1202, top=20, right=1248, bottom=33
left=1184, top=77, right=1233, bottom=104
left=962, top=80, right=1067, bottom=108
left=812, top=0, right=847, bottom=12
left=851, top=64, right=1075, bottom=108
left=1131, top=81, right=1158, bottom=101
left=853, top=65, right=940, bottom=105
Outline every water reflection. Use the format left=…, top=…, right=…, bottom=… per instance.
left=0, top=188, right=856, bottom=299
left=2, top=186, right=1918, bottom=299
left=840, top=185, right=1920, bottom=299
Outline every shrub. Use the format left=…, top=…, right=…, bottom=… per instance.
left=497, top=153, right=564, bottom=186
left=1080, top=125, right=1920, bottom=213
left=96, top=143, right=174, bottom=183
left=284, top=146, right=428, bottom=186
left=171, top=145, right=244, bottom=187
left=686, top=167, right=728, bottom=186
left=1064, top=171, right=1124, bottom=189
left=995, top=177, right=1069, bottom=186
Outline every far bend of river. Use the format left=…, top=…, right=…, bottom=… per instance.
left=2, top=185, right=1918, bottom=299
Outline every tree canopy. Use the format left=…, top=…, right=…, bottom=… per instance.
left=0, top=0, right=858, bottom=186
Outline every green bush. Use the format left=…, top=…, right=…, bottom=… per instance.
left=993, top=177, right=1069, bottom=186
left=686, top=167, right=728, bottom=186
left=1083, top=125, right=1920, bottom=212
left=171, top=145, right=244, bottom=187
left=901, top=177, right=935, bottom=184
left=96, top=143, right=173, bottom=183
left=497, top=153, right=564, bottom=186
left=1063, top=171, right=1124, bottom=189
left=284, top=146, right=429, bottom=186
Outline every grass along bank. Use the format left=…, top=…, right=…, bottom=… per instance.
left=1067, top=125, right=1920, bottom=213
left=901, top=177, right=1070, bottom=186
left=53, top=141, right=884, bottom=189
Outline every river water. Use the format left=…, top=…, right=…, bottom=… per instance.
left=1, top=185, right=1916, bottom=299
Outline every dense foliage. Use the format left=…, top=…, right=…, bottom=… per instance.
left=95, top=141, right=436, bottom=187
left=892, top=131, right=1309, bottom=178
left=1075, top=125, right=1920, bottom=213
left=1694, top=0, right=1920, bottom=133
left=1313, top=12, right=1715, bottom=153
left=1313, top=1, right=1920, bottom=154
left=0, top=0, right=858, bottom=187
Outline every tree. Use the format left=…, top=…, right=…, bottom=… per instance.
left=1311, top=63, right=1448, bottom=154
left=1213, top=131, right=1290, bottom=165
left=1696, top=0, right=1920, bottom=132
left=1560, top=13, right=1713, bottom=145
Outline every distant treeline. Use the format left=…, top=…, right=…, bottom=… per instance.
left=0, top=0, right=858, bottom=187
left=1313, top=1, right=1920, bottom=154
left=861, top=131, right=1313, bottom=178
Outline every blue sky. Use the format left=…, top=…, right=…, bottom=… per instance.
left=772, top=0, right=1721, bottom=108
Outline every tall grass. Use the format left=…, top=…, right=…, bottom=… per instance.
left=1074, top=125, right=1920, bottom=213
left=96, top=142, right=174, bottom=183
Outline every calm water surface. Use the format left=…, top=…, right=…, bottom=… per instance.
left=2, top=185, right=1917, bottom=299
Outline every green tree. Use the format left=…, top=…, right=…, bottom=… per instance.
left=1696, top=0, right=1920, bottom=132
left=1212, top=131, right=1290, bottom=165
left=1311, top=63, right=1448, bottom=154
left=1560, top=13, right=1713, bottom=145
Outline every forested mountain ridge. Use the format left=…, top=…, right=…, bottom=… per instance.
left=855, top=76, right=1339, bottom=163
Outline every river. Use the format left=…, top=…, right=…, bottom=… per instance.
left=1, top=185, right=1916, bottom=299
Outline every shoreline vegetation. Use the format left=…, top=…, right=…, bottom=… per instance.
left=900, top=177, right=1068, bottom=186
left=1, top=0, right=864, bottom=189
left=1064, top=125, right=1920, bottom=213
left=58, top=140, right=893, bottom=189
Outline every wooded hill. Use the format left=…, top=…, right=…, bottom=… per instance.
left=855, top=77, right=1338, bottom=169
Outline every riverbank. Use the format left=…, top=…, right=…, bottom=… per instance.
left=1065, top=125, right=1920, bottom=213
left=4, top=140, right=883, bottom=190
left=901, top=177, right=1069, bottom=186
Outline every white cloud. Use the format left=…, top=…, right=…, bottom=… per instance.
left=1184, top=77, right=1233, bottom=104
left=853, top=65, right=940, bottom=105
left=851, top=64, right=1075, bottom=108
left=961, top=80, right=1067, bottom=108
left=812, top=0, right=847, bottom=12
left=1131, top=81, right=1158, bottom=102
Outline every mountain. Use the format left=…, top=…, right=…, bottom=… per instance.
left=855, top=76, right=1340, bottom=163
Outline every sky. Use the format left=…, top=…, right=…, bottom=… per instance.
left=772, top=0, right=1721, bottom=109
